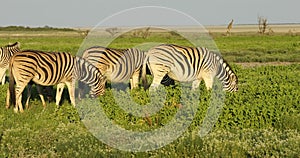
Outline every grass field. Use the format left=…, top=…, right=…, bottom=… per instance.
left=0, top=26, right=299, bottom=157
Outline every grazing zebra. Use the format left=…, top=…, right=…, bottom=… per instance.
left=78, top=46, right=146, bottom=96
left=142, top=44, right=238, bottom=92
left=6, top=50, right=107, bottom=113
left=0, top=42, right=20, bottom=85
left=79, top=46, right=173, bottom=94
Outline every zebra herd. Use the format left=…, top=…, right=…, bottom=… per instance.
left=0, top=42, right=238, bottom=113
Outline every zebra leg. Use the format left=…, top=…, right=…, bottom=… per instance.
left=1, top=74, right=5, bottom=85
left=129, top=79, right=133, bottom=89
left=192, top=79, right=202, bottom=90
left=130, top=70, right=140, bottom=89
left=6, top=87, right=10, bottom=109
left=149, top=65, right=169, bottom=91
left=0, top=67, right=6, bottom=85
left=55, top=83, right=65, bottom=107
left=25, top=83, right=33, bottom=109
left=78, top=81, right=84, bottom=100
left=36, top=85, right=46, bottom=108
left=15, top=85, right=27, bottom=113
left=65, top=81, right=76, bottom=107
left=202, top=74, right=214, bottom=90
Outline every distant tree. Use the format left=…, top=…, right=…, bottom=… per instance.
left=258, top=16, right=268, bottom=34
left=44, top=25, right=51, bottom=29
left=105, top=27, right=119, bottom=37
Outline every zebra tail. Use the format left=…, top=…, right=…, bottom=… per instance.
left=9, top=66, right=16, bottom=106
left=141, top=57, right=148, bottom=90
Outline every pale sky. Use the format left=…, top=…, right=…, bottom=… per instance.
left=1, top=0, right=299, bottom=27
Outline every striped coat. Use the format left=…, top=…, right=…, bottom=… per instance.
left=6, top=50, right=106, bottom=113
left=81, top=46, right=146, bottom=88
left=142, top=44, right=238, bottom=92
left=0, top=42, right=20, bottom=84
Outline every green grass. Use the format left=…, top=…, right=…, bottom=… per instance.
left=1, top=64, right=299, bottom=157
left=1, top=29, right=300, bottom=62
left=0, top=36, right=83, bottom=53
left=0, top=28, right=299, bottom=157
left=214, top=34, right=300, bottom=62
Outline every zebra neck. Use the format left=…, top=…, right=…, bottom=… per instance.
left=9, top=48, right=20, bottom=56
left=6, top=42, right=20, bottom=56
left=216, top=61, right=231, bottom=85
left=75, top=57, right=100, bottom=86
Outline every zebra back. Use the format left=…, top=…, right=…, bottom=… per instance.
left=10, top=50, right=76, bottom=85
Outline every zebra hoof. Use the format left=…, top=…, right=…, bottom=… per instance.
left=13, top=108, right=18, bottom=113
left=149, top=84, right=160, bottom=92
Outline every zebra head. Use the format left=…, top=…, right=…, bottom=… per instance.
left=215, top=53, right=238, bottom=92
left=89, top=75, right=107, bottom=98
left=75, top=57, right=107, bottom=98
left=224, top=73, right=238, bottom=92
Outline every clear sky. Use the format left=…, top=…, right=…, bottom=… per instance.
left=1, top=0, right=299, bottom=27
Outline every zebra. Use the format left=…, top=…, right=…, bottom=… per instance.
left=79, top=46, right=174, bottom=94
left=78, top=46, right=146, bottom=98
left=0, top=42, right=53, bottom=109
left=142, top=44, right=238, bottom=92
left=6, top=50, right=107, bottom=113
left=0, top=42, right=20, bottom=85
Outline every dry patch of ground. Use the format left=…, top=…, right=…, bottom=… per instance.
left=236, top=62, right=300, bottom=68
left=206, top=24, right=300, bottom=34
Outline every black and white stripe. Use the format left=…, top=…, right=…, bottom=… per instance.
left=142, top=44, right=238, bottom=92
left=0, top=42, right=20, bottom=85
left=80, top=46, right=146, bottom=89
left=7, top=50, right=106, bottom=113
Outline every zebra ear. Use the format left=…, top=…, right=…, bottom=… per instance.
left=16, top=42, right=21, bottom=48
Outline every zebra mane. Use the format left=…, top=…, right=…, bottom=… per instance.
left=212, top=51, right=238, bottom=82
left=75, top=56, right=100, bottom=79
left=5, top=42, right=20, bottom=48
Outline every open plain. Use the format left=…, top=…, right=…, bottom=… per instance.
left=0, top=25, right=299, bottom=157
